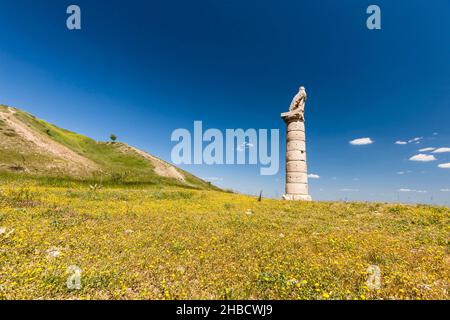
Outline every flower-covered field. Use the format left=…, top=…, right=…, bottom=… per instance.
left=0, top=181, right=448, bottom=300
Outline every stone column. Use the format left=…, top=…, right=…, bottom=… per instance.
left=281, top=112, right=312, bottom=201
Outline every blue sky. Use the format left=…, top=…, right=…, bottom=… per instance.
left=0, top=0, right=449, bottom=204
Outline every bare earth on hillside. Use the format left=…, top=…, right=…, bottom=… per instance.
left=0, top=106, right=201, bottom=186
left=117, top=144, right=185, bottom=181
left=0, top=108, right=99, bottom=175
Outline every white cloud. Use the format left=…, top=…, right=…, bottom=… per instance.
left=433, top=132, right=439, bottom=136
left=409, top=154, right=436, bottom=162
left=396, top=137, right=424, bottom=145
left=408, top=137, right=423, bottom=143
left=433, top=148, right=450, bottom=153
left=418, top=147, right=435, bottom=152
left=397, top=171, right=405, bottom=175
left=236, top=142, right=254, bottom=152
left=339, top=188, right=359, bottom=192
left=398, top=188, right=427, bottom=193
left=307, top=174, right=320, bottom=179
left=204, top=177, right=223, bottom=182
left=438, top=163, right=450, bottom=169
left=349, top=137, right=373, bottom=145
left=440, top=188, right=450, bottom=192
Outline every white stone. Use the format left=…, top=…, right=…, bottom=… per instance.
left=286, top=150, right=307, bottom=161
left=281, top=86, right=312, bottom=201
left=286, top=130, right=306, bottom=141
left=286, top=172, right=308, bottom=183
left=286, top=182, right=309, bottom=195
left=286, top=160, right=307, bottom=172
left=289, top=86, right=307, bottom=114
left=283, top=194, right=312, bottom=201
left=286, top=141, right=306, bottom=151
left=287, top=121, right=305, bottom=132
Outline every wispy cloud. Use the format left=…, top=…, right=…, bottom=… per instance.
left=440, top=188, right=450, bottom=192
left=339, top=188, right=359, bottom=192
left=307, top=173, right=320, bottom=179
left=409, top=154, right=436, bottom=162
left=236, top=142, right=254, bottom=152
left=349, top=137, right=373, bottom=145
left=398, top=188, right=427, bottom=193
left=418, top=147, right=435, bottom=152
left=395, top=137, right=423, bottom=145
left=397, top=171, right=405, bottom=175
left=204, top=177, right=223, bottom=182
left=433, top=147, right=450, bottom=153
left=408, top=137, right=423, bottom=143
left=438, top=163, right=450, bottom=169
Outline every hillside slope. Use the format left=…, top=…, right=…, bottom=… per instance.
left=0, top=105, right=213, bottom=189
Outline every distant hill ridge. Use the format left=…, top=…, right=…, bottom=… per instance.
left=0, top=104, right=214, bottom=189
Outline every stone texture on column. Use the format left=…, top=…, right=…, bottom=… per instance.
left=281, top=111, right=312, bottom=201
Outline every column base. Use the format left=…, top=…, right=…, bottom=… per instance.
left=282, top=194, right=312, bottom=201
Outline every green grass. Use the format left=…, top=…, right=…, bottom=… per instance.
left=15, top=110, right=159, bottom=175
left=0, top=180, right=448, bottom=300
left=0, top=106, right=215, bottom=190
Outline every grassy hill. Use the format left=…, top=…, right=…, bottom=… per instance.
left=0, top=105, right=215, bottom=190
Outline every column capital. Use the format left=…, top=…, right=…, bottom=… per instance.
left=281, top=111, right=304, bottom=123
